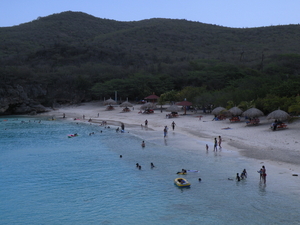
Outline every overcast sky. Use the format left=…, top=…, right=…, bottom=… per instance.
left=0, top=0, right=299, bottom=28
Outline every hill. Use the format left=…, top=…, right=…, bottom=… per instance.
left=1, top=11, right=300, bottom=114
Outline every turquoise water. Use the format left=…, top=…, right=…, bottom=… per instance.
left=0, top=116, right=300, bottom=225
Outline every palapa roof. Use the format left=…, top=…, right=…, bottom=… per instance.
left=267, top=109, right=290, bottom=120
left=211, top=106, right=225, bottom=116
left=242, top=108, right=264, bottom=117
left=119, top=101, right=133, bottom=108
left=166, top=105, right=181, bottom=112
left=228, top=106, right=243, bottom=116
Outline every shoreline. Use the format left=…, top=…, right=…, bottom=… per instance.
left=41, top=101, right=300, bottom=179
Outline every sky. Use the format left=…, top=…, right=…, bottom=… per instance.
left=0, top=0, right=299, bottom=28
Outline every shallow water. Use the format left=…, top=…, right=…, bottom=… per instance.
left=0, top=116, right=299, bottom=225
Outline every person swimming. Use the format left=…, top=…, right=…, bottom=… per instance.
left=236, top=173, right=241, bottom=182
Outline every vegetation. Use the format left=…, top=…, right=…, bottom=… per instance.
left=1, top=11, right=300, bottom=114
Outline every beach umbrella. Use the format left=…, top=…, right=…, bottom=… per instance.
left=120, top=101, right=133, bottom=112
left=242, top=107, right=264, bottom=118
left=120, top=101, right=133, bottom=108
left=267, top=109, right=290, bottom=120
left=166, top=105, right=181, bottom=113
left=140, top=102, right=156, bottom=110
left=228, top=106, right=243, bottom=116
left=176, top=100, right=192, bottom=115
left=211, top=106, right=225, bottom=116
left=104, top=98, right=117, bottom=106
left=219, top=109, right=232, bottom=117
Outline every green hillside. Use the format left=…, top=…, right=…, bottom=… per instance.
left=1, top=11, right=300, bottom=114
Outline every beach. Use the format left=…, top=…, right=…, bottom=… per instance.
left=44, top=101, right=300, bottom=194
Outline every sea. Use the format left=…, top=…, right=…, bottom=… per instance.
left=1, top=116, right=300, bottom=225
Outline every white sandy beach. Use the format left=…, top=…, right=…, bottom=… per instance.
left=43, top=101, right=300, bottom=193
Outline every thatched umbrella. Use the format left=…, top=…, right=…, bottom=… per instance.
left=242, top=107, right=264, bottom=118
left=140, top=102, right=156, bottom=110
left=219, top=109, right=232, bottom=117
left=176, top=100, right=192, bottom=115
left=120, top=101, right=133, bottom=112
left=104, top=98, right=117, bottom=106
left=267, top=109, right=290, bottom=120
left=228, top=106, right=243, bottom=116
left=120, top=101, right=133, bottom=108
left=166, top=105, right=181, bottom=113
left=211, top=107, right=225, bottom=116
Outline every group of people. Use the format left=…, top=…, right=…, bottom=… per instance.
left=258, top=165, right=267, bottom=183
left=236, top=169, right=247, bottom=181
left=271, top=120, right=283, bottom=131
left=100, top=121, right=107, bottom=126
left=135, top=162, right=155, bottom=170
left=211, top=136, right=222, bottom=151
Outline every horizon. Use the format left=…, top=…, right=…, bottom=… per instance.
left=0, top=0, right=299, bottom=28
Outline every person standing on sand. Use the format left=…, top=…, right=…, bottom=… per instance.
left=145, top=120, right=148, bottom=126
left=171, top=121, right=176, bottom=130
left=214, top=138, right=218, bottom=151
left=218, top=136, right=222, bottom=148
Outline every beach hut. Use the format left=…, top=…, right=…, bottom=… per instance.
left=144, top=93, right=160, bottom=103
left=176, top=100, right=192, bottom=115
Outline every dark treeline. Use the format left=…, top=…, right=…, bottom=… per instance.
left=1, top=11, right=300, bottom=114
